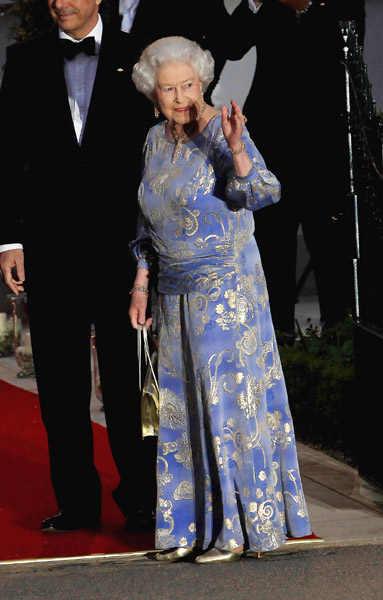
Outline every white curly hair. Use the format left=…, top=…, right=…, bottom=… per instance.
left=132, top=36, right=215, bottom=101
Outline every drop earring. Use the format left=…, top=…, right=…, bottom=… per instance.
left=154, top=106, right=160, bottom=118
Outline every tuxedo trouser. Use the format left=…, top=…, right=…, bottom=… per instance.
left=254, top=184, right=354, bottom=334
left=24, top=246, right=157, bottom=518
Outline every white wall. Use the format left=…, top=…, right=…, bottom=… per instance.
left=364, top=0, right=383, bottom=110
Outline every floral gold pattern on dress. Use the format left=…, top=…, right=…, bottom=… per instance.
left=237, top=374, right=263, bottom=420
left=236, top=325, right=258, bottom=366
left=156, top=497, right=176, bottom=548
left=149, top=165, right=183, bottom=196
left=207, top=351, right=237, bottom=407
left=157, top=456, right=173, bottom=491
left=225, top=515, right=242, bottom=535
left=174, top=433, right=193, bottom=469
left=283, top=469, right=309, bottom=519
left=173, top=481, right=194, bottom=501
left=159, top=388, right=187, bottom=430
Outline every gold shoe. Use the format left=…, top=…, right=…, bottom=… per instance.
left=154, top=547, right=194, bottom=563
left=195, top=548, right=243, bottom=564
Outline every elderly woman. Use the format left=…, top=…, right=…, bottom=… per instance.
left=129, top=36, right=312, bottom=564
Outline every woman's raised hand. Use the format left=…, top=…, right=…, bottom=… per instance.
left=221, top=99, right=246, bottom=152
left=221, top=99, right=252, bottom=177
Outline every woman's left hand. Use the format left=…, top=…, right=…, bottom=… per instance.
left=221, top=99, right=246, bottom=151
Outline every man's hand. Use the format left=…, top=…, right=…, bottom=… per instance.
left=0, top=249, right=25, bottom=295
left=279, top=0, right=311, bottom=11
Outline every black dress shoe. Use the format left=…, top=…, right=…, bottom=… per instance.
left=41, top=510, right=100, bottom=532
left=125, top=507, right=155, bottom=532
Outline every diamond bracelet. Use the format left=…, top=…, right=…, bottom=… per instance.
left=129, top=286, right=149, bottom=297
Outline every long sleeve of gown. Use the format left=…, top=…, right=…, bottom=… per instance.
left=129, top=132, right=158, bottom=270
left=215, top=125, right=281, bottom=211
left=129, top=208, right=156, bottom=270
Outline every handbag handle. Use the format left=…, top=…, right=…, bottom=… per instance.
left=137, top=324, right=159, bottom=393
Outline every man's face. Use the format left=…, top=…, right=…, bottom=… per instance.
left=48, top=0, right=102, bottom=39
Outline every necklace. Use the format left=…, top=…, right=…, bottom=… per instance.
left=195, top=100, right=207, bottom=123
left=171, top=129, right=187, bottom=164
left=170, top=101, right=207, bottom=164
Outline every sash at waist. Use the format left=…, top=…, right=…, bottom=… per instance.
left=157, top=257, right=237, bottom=295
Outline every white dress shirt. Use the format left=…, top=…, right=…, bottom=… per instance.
left=248, top=0, right=263, bottom=13
left=119, top=0, right=140, bottom=33
left=0, top=17, right=102, bottom=254
left=60, top=14, right=102, bottom=145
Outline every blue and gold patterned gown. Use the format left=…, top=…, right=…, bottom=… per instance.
left=130, top=114, right=311, bottom=553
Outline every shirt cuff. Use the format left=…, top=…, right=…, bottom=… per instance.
left=0, top=243, right=23, bottom=253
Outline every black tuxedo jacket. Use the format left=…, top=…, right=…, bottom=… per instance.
left=222, top=0, right=365, bottom=185
left=0, top=23, right=153, bottom=254
left=130, top=0, right=229, bottom=46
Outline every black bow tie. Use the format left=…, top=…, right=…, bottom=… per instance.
left=60, top=37, right=96, bottom=60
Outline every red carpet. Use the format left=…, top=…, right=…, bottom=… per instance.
left=0, top=380, right=154, bottom=562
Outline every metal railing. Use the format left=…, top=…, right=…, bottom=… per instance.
left=342, top=20, right=383, bottom=335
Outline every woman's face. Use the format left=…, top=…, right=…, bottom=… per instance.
left=154, top=62, right=203, bottom=126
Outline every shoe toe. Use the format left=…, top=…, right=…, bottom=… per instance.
left=195, top=548, right=242, bottom=564
left=41, top=510, right=100, bottom=532
left=154, top=547, right=194, bottom=562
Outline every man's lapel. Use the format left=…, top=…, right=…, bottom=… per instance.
left=45, top=28, right=80, bottom=149
left=80, top=24, right=148, bottom=149
left=80, top=24, right=115, bottom=149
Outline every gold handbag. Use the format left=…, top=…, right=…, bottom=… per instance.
left=138, top=325, right=159, bottom=438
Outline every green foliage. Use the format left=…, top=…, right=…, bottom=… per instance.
left=277, top=316, right=354, bottom=361
left=10, top=0, right=53, bottom=41
left=9, top=0, right=113, bottom=42
left=277, top=317, right=357, bottom=463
